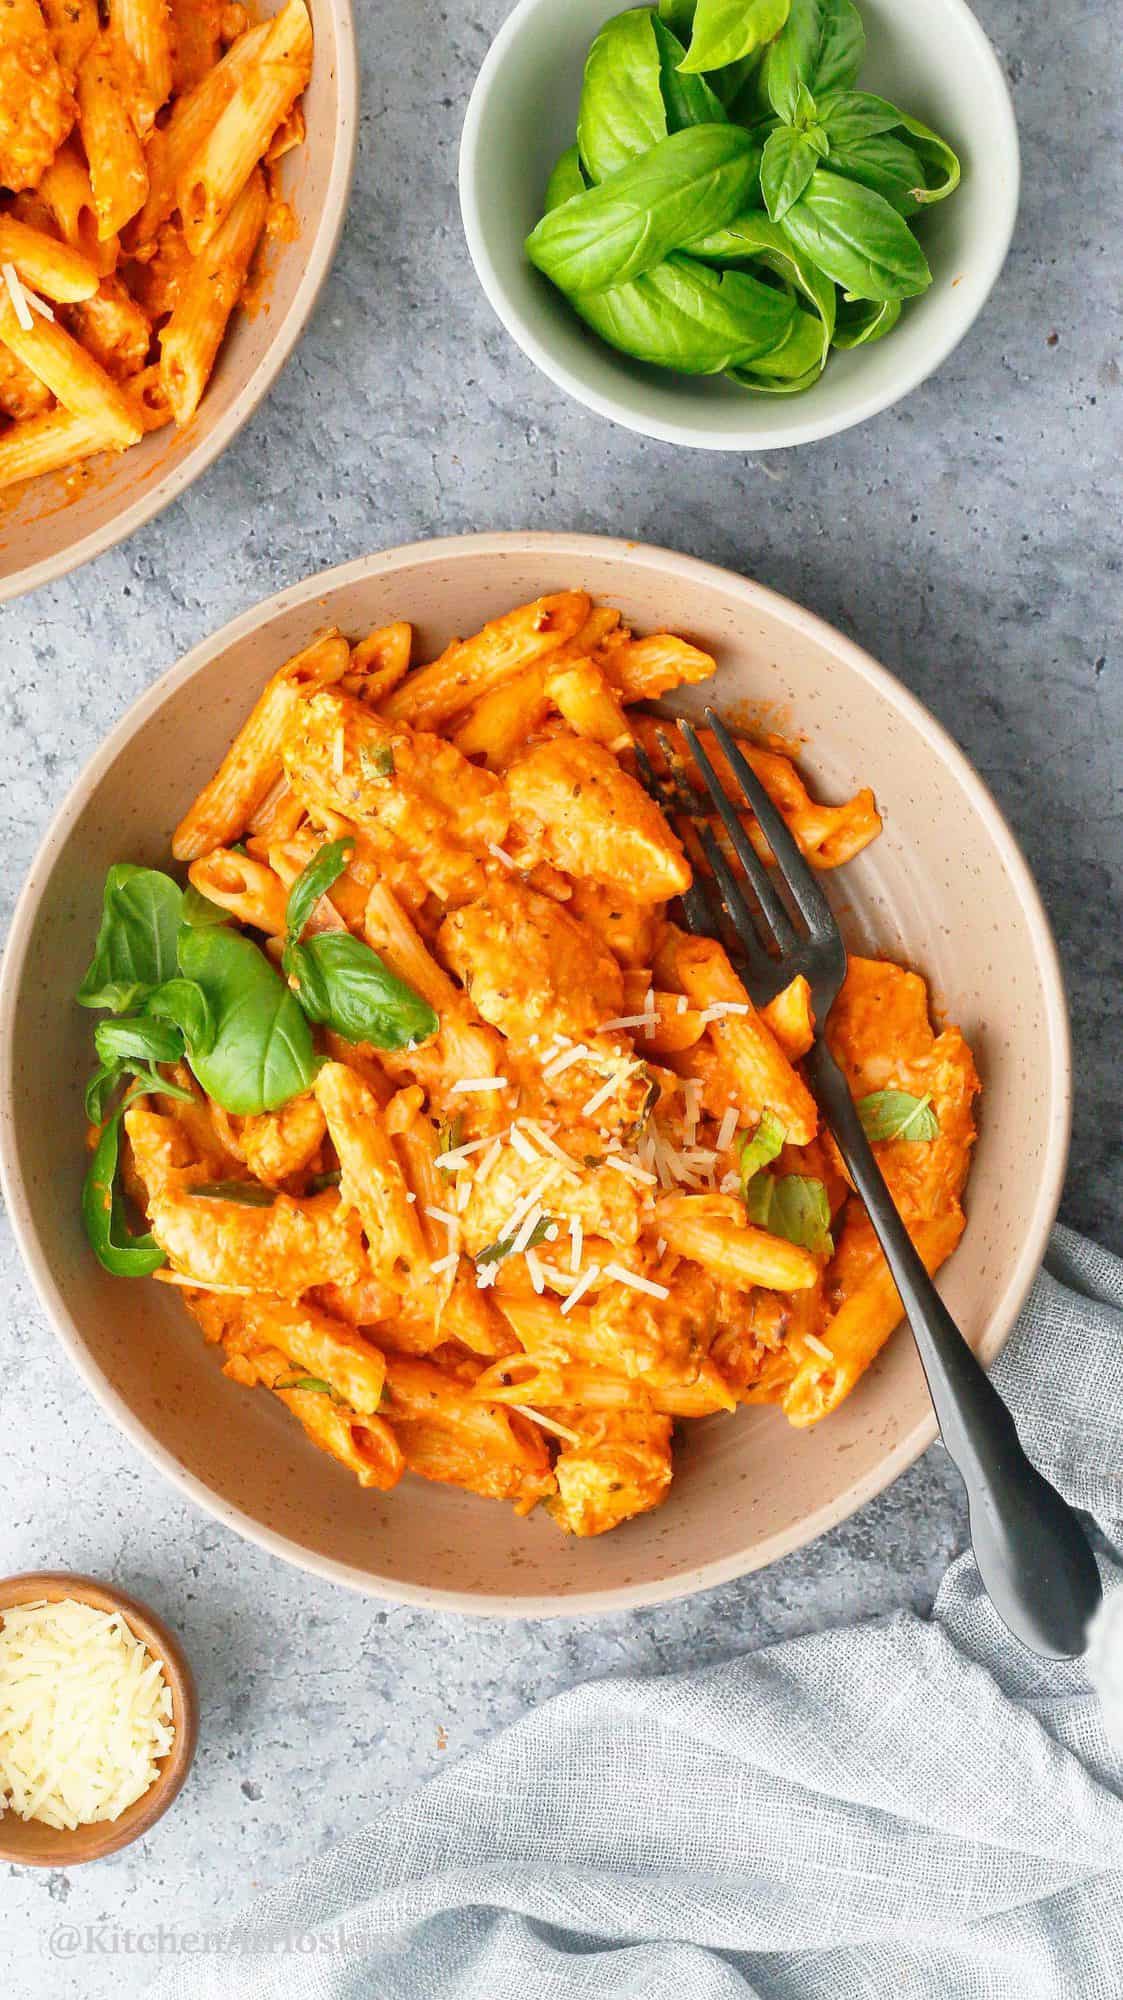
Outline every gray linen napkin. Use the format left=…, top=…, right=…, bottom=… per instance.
left=151, top=1224, right=1123, bottom=2000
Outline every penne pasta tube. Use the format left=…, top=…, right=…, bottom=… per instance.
left=109, top=0, right=173, bottom=114
left=76, top=33, right=149, bottom=238
left=36, top=142, right=118, bottom=275
left=178, top=0, right=312, bottom=253
left=656, top=926, right=818, bottom=1144
left=131, top=16, right=271, bottom=243
left=599, top=631, right=715, bottom=700
left=546, top=660, right=632, bottom=750
left=0, top=293, right=143, bottom=444
left=65, top=274, right=152, bottom=381
left=655, top=1192, right=820, bottom=1293
left=159, top=163, right=267, bottom=423
left=187, top=848, right=290, bottom=935
left=0, top=343, right=52, bottom=422
left=0, top=216, right=98, bottom=301
left=229, top=1297, right=388, bottom=1415
left=384, top=591, right=593, bottom=730
left=226, top=1342, right=403, bottom=1489
left=168, top=0, right=223, bottom=92
left=315, top=1061, right=428, bottom=1279
left=40, top=0, right=99, bottom=80
left=172, top=629, right=351, bottom=860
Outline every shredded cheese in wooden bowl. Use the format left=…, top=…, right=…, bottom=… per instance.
left=0, top=1598, right=175, bottom=1831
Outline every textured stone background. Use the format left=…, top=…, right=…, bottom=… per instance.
left=0, top=0, right=1119, bottom=1991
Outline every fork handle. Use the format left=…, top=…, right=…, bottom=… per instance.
left=806, top=1039, right=1101, bottom=1659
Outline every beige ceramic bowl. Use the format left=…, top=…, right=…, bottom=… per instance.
left=0, top=0, right=358, bottom=604
left=0, top=1572, right=197, bottom=1866
left=0, top=534, right=1070, bottom=1615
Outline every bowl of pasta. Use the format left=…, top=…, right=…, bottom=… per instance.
left=0, top=533, right=1070, bottom=1613
left=0, top=0, right=357, bottom=602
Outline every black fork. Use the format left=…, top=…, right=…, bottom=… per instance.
left=636, top=708, right=1101, bottom=1661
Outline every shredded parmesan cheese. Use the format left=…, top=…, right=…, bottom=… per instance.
left=1, top=262, right=33, bottom=332
left=561, top=1262, right=601, bottom=1314
left=510, top=1405, right=582, bottom=1445
left=541, top=1042, right=589, bottom=1080
left=487, top=842, right=516, bottom=869
left=802, top=1333, right=835, bottom=1364
left=597, top=1013, right=652, bottom=1032
left=716, top=1106, right=740, bottom=1153
left=450, top=1076, right=508, bottom=1094
left=603, top=1263, right=671, bottom=1301
left=0, top=1599, right=175, bottom=1830
left=580, top=1075, right=619, bottom=1119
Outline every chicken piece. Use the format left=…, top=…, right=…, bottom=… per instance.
left=144, top=1184, right=369, bottom=1297
left=0, top=0, right=75, bottom=193
left=437, top=877, right=624, bottom=1048
left=281, top=688, right=509, bottom=905
left=587, top=1266, right=720, bottom=1388
left=0, top=341, right=52, bottom=419
left=827, top=956, right=979, bottom=1221
left=237, top=1093, right=327, bottom=1188
left=548, top=1410, right=673, bottom=1537
left=460, top=1138, right=643, bottom=1261
left=506, top=737, right=690, bottom=902
left=565, top=879, right=661, bottom=968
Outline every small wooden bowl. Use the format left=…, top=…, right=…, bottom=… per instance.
left=0, top=1573, right=198, bottom=1866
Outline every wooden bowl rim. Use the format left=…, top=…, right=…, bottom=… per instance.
left=0, top=1571, right=198, bottom=1866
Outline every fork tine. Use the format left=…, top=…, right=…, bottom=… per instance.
left=704, top=709, right=836, bottom=936
left=656, top=723, right=782, bottom=978
left=632, top=736, right=730, bottom=942
left=679, top=721, right=800, bottom=951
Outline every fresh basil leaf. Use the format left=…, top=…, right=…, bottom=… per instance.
left=82, top=1082, right=167, bottom=1276
left=85, top=1062, right=125, bottom=1125
left=744, top=1172, right=833, bottom=1255
left=782, top=168, right=931, bottom=299
left=273, top=1375, right=338, bottom=1397
left=856, top=1089, right=940, bottom=1142
left=526, top=124, right=759, bottom=294
left=650, top=14, right=728, bottom=132
left=180, top=883, right=231, bottom=929
left=832, top=293, right=901, bottom=345
left=145, top=977, right=216, bottom=1056
left=761, top=0, right=864, bottom=121
left=817, top=92, right=960, bottom=201
left=544, top=144, right=587, bottom=211
left=828, top=132, right=926, bottom=215
left=761, top=126, right=822, bottom=219
left=689, top=209, right=835, bottom=362
left=739, top=1109, right=787, bottom=1188
left=657, top=0, right=696, bottom=31
left=94, top=1015, right=184, bottom=1070
left=680, top=0, right=792, bottom=75
left=568, top=251, right=796, bottom=374
left=284, top=838, right=354, bottom=950
left=436, top=1112, right=465, bottom=1164
left=190, top=1180, right=279, bottom=1206
left=359, top=745, right=395, bottom=780
left=577, top=8, right=669, bottom=183
left=78, top=865, right=184, bottom=1013
left=728, top=301, right=826, bottom=386
left=285, top=932, right=439, bottom=1051
left=178, top=925, right=320, bottom=1116
left=476, top=1216, right=554, bottom=1268
left=308, top=1169, right=342, bottom=1192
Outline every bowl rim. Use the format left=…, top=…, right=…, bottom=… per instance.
left=0, top=531, right=1071, bottom=1616
left=0, top=0, right=360, bottom=606
left=458, top=0, right=1021, bottom=451
left=0, top=1570, right=198, bottom=1864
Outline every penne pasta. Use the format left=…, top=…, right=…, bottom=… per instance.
left=177, top=0, right=311, bottom=253
left=159, top=164, right=267, bottom=422
left=0, top=290, right=143, bottom=443
left=76, top=33, right=149, bottom=239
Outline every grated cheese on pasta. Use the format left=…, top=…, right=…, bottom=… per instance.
left=0, top=1599, right=175, bottom=1831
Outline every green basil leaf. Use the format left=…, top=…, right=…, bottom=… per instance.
left=82, top=1082, right=167, bottom=1276
left=569, top=251, right=796, bottom=373
left=832, top=293, right=901, bottom=346
left=577, top=9, right=668, bottom=183
left=78, top=865, right=184, bottom=1013
left=308, top=1169, right=342, bottom=1192
left=657, top=0, right=696, bottom=31
left=180, top=883, right=231, bottom=929
left=761, top=126, right=822, bottom=219
left=190, top=1180, right=279, bottom=1206
left=178, top=925, right=320, bottom=1115
left=359, top=745, right=395, bottom=780
left=284, top=932, right=439, bottom=1051
left=817, top=92, right=960, bottom=201
left=744, top=1171, right=833, bottom=1255
left=476, top=1216, right=555, bottom=1268
left=728, top=300, right=826, bottom=386
left=544, top=144, right=587, bottom=212
left=284, top=838, right=354, bottom=950
left=85, top=1062, right=125, bottom=1125
left=828, top=132, right=926, bottom=214
left=145, top=976, right=216, bottom=1056
left=94, top=1015, right=184, bottom=1070
left=650, top=15, right=728, bottom=132
left=273, top=1375, right=338, bottom=1397
left=761, top=0, right=864, bottom=121
left=680, top=0, right=791, bottom=75
left=782, top=168, right=931, bottom=299
left=856, top=1089, right=940, bottom=1142
left=689, top=209, right=835, bottom=361
left=739, top=1109, right=786, bottom=1188
left=436, top=1112, right=465, bottom=1164
left=526, top=124, right=759, bottom=293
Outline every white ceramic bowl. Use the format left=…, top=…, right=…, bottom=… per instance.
left=459, top=0, right=1019, bottom=450
left=0, top=0, right=358, bottom=604
left=0, top=534, right=1069, bottom=1616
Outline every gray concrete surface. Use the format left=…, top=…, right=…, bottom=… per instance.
left=0, top=0, right=1119, bottom=1991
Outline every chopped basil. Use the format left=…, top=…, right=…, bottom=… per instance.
left=744, top=1172, right=834, bottom=1256
left=856, top=1088, right=939, bottom=1142
left=190, top=1180, right=278, bottom=1207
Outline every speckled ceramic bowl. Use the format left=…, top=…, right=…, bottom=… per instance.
left=0, top=0, right=358, bottom=604
left=0, top=534, right=1070, bottom=1615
